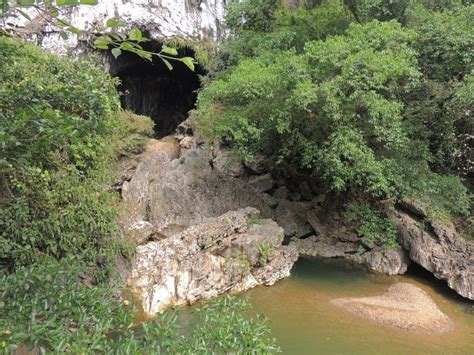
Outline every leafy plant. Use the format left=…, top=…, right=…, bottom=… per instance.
left=258, top=243, right=273, bottom=266
left=347, top=202, right=399, bottom=249
left=0, top=258, right=280, bottom=353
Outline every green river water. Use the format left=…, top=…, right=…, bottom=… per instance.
left=243, top=258, right=474, bottom=355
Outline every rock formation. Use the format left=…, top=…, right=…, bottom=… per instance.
left=331, top=283, right=453, bottom=334
left=128, top=208, right=298, bottom=316
left=290, top=235, right=410, bottom=275
left=393, top=209, right=474, bottom=300
left=4, top=0, right=227, bottom=54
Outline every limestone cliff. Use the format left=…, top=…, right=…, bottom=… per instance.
left=3, top=0, right=227, bottom=54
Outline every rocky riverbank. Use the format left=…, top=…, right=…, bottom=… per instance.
left=115, top=120, right=473, bottom=313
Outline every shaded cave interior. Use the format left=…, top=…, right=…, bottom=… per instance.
left=108, top=41, right=203, bottom=138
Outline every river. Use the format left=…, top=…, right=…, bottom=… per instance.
left=244, top=258, right=474, bottom=355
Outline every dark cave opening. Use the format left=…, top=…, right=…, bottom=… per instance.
left=107, top=41, right=203, bottom=138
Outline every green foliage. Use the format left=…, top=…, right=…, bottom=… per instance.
left=343, top=0, right=411, bottom=24
left=402, top=5, right=474, bottom=175
left=275, top=1, right=352, bottom=50
left=0, top=36, right=120, bottom=172
left=407, top=4, right=474, bottom=81
left=347, top=202, right=399, bottom=248
left=0, top=258, right=279, bottom=354
left=198, top=21, right=422, bottom=199
left=247, top=217, right=264, bottom=228
left=0, top=37, right=122, bottom=274
left=114, top=111, right=154, bottom=157
left=226, top=0, right=278, bottom=33
left=0, top=257, right=133, bottom=353
left=198, top=2, right=472, bottom=221
left=258, top=243, right=273, bottom=266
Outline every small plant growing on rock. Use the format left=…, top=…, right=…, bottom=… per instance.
left=347, top=202, right=399, bottom=249
left=247, top=217, right=263, bottom=228
left=258, top=243, right=273, bottom=266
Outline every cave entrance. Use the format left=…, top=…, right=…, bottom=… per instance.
left=108, top=41, right=202, bottom=138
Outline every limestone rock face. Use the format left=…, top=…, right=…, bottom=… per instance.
left=5, top=0, right=227, bottom=54
left=394, top=211, right=474, bottom=300
left=129, top=208, right=298, bottom=316
left=122, top=147, right=275, bottom=237
left=331, top=283, right=453, bottom=334
left=291, top=235, right=410, bottom=275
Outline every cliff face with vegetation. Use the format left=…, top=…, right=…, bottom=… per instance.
left=0, top=0, right=473, bottom=353
left=4, top=0, right=227, bottom=54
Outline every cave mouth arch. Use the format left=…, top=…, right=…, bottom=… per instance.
left=107, top=40, right=203, bottom=138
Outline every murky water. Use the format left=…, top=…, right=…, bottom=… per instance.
left=243, top=258, right=474, bottom=355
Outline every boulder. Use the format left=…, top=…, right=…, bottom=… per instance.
left=212, top=148, right=245, bottom=178
left=394, top=211, right=474, bottom=300
left=122, top=147, right=275, bottom=236
left=128, top=208, right=298, bottom=316
left=290, top=235, right=409, bottom=275
left=274, top=200, right=313, bottom=237
left=331, top=283, right=453, bottom=334
left=348, top=247, right=410, bottom=275
left=291, top=235, right=359, bottom=258
left=247, top=173, right=275, bottom=194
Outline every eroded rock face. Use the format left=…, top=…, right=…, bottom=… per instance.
left=129, top=208, right=297, bottom=315
left=5, top=0, right=227, bottom=54
left=394, top=211, right=474, bottom=300
left=121, top=147, right=275, bottom=237
left=331, top=283, right=453, bottom=334
left=290, top=235, right=410, bottom=275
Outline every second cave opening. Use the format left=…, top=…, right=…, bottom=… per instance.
left=108, top=41, right=202, bottom=138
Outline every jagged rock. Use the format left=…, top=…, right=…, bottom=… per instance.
left=122, top=147, right=274, bottom=236
left=247, top=174, right=275, bottom=193
left=273, top=186, right=290, bottom=200
left=291, top=235, right=359, bottom=258
left=140, top=137, right=181, bottom=161
left=128, top=208, right=298, bottom=316
left=179, top=136, right=194, bottom=149
left=111, top=157, right=139, bottom=191
left=305, top=210, right=324, bottom=236
left=212, top=148, right=245, bottom=178
left=348, top=247, right=410, bottom=275
left=274, top=200, right=313, bottom=237
left=331, top=283, right=453, bottom=334
left=299, top=181, right=313, bottom=201
left=243, top=154, right=269, bottom=175
left=398, top=198, right=428, bottom=219
left=291, top=234, right=409, bottom=275
left=394, top=211, right=474, bottom=300
left=311, top=194, right=326, bottom=208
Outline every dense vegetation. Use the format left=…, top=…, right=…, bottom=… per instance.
left=1, top=0, right=473, bottom=352
left=196, top=0, right=473, bottom=244
left=0, top=37, right=277, bottom=353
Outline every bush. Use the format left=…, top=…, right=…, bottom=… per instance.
left=197, top=5, right=472, bottom=221
left=197, top=21, right=421, bottom=199
left=0, top=37, right=122, bottom=274
left=114, top=111, right=155, bottom=157
left=0, top=258, right=279, bottom=354
left=347, top=202, right=399, bottom=248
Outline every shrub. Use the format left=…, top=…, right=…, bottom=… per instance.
left=0, top=37, right=122, bottom=274
left=197, top=21, right=421, bottom=199
left=347, top=202, right=399, bottom=248
left=114, top=111, right=155, bottom=157
left=0, top=258, right=280, bottom=354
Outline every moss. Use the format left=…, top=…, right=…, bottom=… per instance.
left=162, top=37, right=216, bottom=70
